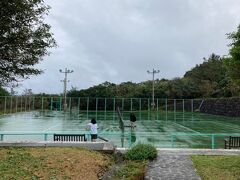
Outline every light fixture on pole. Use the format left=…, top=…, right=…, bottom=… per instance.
left=59, top=68, right=73, bottom=111
left=147, top=68, right=160, bottom=110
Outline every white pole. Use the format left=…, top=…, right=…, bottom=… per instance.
left=147, top=69, right=160, bottom=110
left=59, top=68, right=73, bottom=111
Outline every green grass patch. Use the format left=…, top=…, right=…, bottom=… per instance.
left=0, top=148, right=44, bottom=179
left=112, top=144, right=157, bottom=179
left=115, top=161, right=147, bottom=180
left=191, top=155, right=240, bottom=180
left=0, top=147, right=112, bottom=180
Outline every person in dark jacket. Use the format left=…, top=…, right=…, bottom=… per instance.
left=129, top=112, right=137, bottom=129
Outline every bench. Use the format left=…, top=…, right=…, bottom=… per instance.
left=224, top=136, right=240, bottom=149
left=53, top=134, right=87, bottom=142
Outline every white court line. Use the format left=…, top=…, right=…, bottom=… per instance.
left=43, top=124, right=60, bottom=132
left=171, top=122, right=200, bottom=134
left=210, top=121, right=240, bottom=131
left=43, top=123, right=89, bottom=132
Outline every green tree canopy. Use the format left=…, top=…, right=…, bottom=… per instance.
left=0, top=0, right=56, bottom=86
left=225, top=25, right=240, bottom=85
left=184, top=54, right=228, bottom=97
left=0, top=87, right=9, bottom=96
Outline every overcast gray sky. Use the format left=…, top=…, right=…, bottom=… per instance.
left=17, top=0, right=240, bottom=94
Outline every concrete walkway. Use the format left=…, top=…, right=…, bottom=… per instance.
left=144, top=149, right=240, bottom=180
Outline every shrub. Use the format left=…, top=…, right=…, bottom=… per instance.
left=125, top=144, right=157, bottom=161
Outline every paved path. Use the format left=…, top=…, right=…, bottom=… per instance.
left=144, top=149, right=240, bottom=180
left=145, top=154, right=200, bottom=180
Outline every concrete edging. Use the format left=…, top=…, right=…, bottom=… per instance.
left=0, top=141, right=115, bottom=152
left=116, top=148, right=240, bottom=155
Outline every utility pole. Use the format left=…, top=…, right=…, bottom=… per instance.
left=147, top=68, right=160, bottom=110
left=59, top=68, right=73, bottom=111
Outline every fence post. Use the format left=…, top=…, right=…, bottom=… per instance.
left=113, top=98, right=115, bottom=121
left=50, top=97, right=53, bottom=111
left=41, top=97, right=44, bottom=111
left=121, top=98, right=124, bottom=112
left=148, top=98, right=150, bottom=120
left=174, top=99, right=176, bottom=121
left=171, top=134, right=175, bottom=148
left=29, top=96, right=31, bottom=111
left=183, top=99, right=185, bottom=113
left=130, top=98, right=132, bottom=112
left=87, top=97, right=89, bottom=120
left=78, top=97, right=80, bottom=114
left=165, top=99, right=168, bottom=121
left=32, top=96, right=35, bottom=110
left=87, top=133, right=91, bottom=141
left=44, top=134, right=48, bottom=141
left=4, top=96, right=7, bottom=114
left=191, top=99, right=194, bottom=113
left=139, top=98, right=142, bottom=120
left=0, top=134, right=3, bottom=141
left=183, top=99, right=185, bottom=120
left=157, top=99, right=159, bottom=120
left=10, top=96, right=12, bottom=114
left=25, top=96, right=27, bottom=111
left=211, top=134, right=215, bottom=149
left=104, top=98, right=107, bottom=120
left=128, top=132, right=132, bottom=148
left=15, top=96, right=18, bottom=113
left=21, top=96, right=23, bottom=112
left=95, top=98, right=98, bottom=120
left=69, top=97, right=71, bottom=111
left=59, top=97, right=62, bottom=111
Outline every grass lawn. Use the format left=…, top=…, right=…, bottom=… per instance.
left=0, top=147, right=112, bottom=180
left=115, top=160, right=147, bottom=180
left=191, top=155, right=240, bottom=180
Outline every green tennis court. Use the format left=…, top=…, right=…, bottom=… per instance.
left=0, top=97, right=240, bottom=148
left=0, top=110, right=240, bottom=148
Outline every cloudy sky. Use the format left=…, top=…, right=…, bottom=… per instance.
left=17, top=0, right=240, bottom=94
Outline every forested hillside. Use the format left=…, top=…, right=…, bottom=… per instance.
left=67, top=53, right=232, bottom=99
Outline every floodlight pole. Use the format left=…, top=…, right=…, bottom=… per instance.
left=60, top=68, right=73, bottom=111
left=147, top=68, right=160, bottom=110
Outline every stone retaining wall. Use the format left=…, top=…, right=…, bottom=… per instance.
left=200, top=97, right=240, bottom=117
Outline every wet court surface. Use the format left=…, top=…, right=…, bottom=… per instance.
left=0, top=111, right=240, bottom=148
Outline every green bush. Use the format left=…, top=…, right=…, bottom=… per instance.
left=125, top=144, right=157, bottom=161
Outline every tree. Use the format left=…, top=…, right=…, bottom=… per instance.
left=184, top=54, right=227, bottom=97
left=0, top=87, right=9, bottom=96
left=23, top=88, right=33, bottom=96
left=184, top=54, right=225, bottom=83
left=225, top=25, right=240, bottom=85
left=0, top=0, right=56, bottom=86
